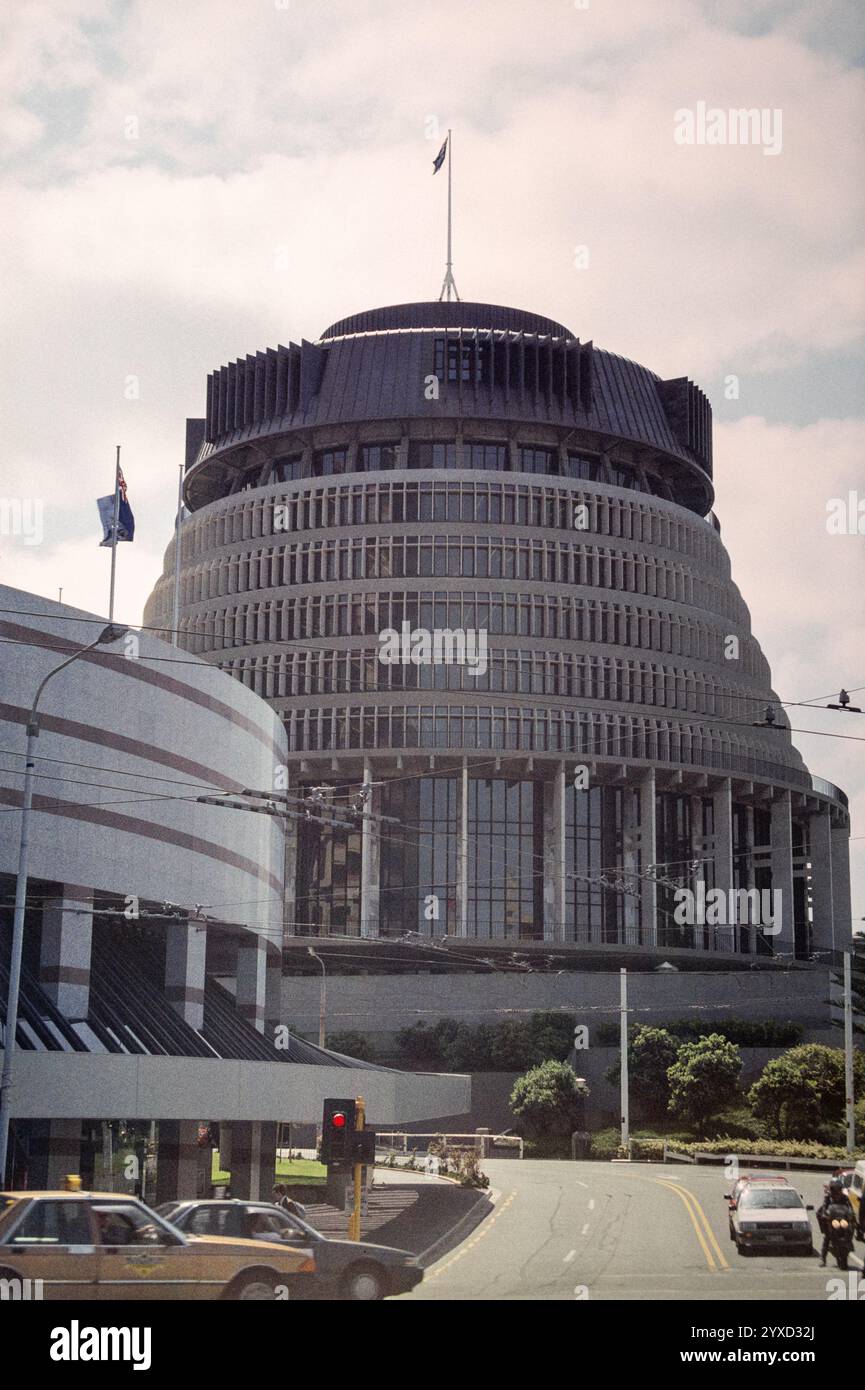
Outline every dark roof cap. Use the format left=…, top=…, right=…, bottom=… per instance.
left=321, top=300, right=574, bottom=340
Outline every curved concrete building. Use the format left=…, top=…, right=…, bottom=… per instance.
left=0, top=586, right=467, bottom=1188
left=145, top=301, right=851, bottom=967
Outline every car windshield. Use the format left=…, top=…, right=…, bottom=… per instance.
left=739, top=1189, right=803, bottom=1210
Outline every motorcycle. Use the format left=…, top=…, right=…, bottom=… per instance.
left=824, top=1211, right=855, bottom=1270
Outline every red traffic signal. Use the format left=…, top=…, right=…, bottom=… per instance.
left=321, top=1098, right=356, bottom=1168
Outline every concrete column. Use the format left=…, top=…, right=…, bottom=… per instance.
left=542, top=763, right=567, bottom=942
left=712, top=781, right=734, bottom=898
left=265, top=953, right=283, bottom=1041
left=743, top=803, right=758, bottom=955
left=29, top=1119, right=82, bottom=1189
left=711, top=780, right=734, bottom=952
left=621, top=785, right=640, bottom=945
left=236, top=936, right=267, bottom=1033
left=830, top=823, right=852, bottom=952
left=639, top=769, right=657, bottom=944
left=164, top=918, right=207, bottom=1030
left=456, top=758, right=469, bottom=936
left=282, top=768, right=298, bottom=942
left=809, top=810, right=835, bottom=957
left=360, top=758, right=380, bottom=938
left=228, top=1121, right=273, bottom=1200
left=39, top=884, right=93, bottom=1020
left=155, top=1120, right=203, bottom=1205
left=770, top=791, right=795, bottom=958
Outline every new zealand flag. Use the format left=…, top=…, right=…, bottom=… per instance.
left=97, top=467, right=135, bottom=545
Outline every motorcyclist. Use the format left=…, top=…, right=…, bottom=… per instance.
left=818, top=1178, right=855, bottom=1267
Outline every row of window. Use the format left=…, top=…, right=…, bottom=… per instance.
left=178, top=591, right=769, bottom=680
left=184, top=479, right=721, bottom=567
left=281, top=702, right=810, bottom=792
left=219, top=645, right=767, bottom=721
left=178, top=536, right=740, bottom=621
left=258, top=442, right=666, bottom=491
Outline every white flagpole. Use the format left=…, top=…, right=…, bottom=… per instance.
left=108, top=445, right=121, bottom=622
left=439, top=130, right=460, bottom=303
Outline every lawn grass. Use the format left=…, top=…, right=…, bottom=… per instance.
left=211, top=1153, right=327, bottom=1185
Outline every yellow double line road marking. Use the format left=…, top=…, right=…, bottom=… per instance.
left=652, top=1178, right=730, bottom=1272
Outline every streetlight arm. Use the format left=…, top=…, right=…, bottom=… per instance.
left=29, top=625, right=128, bottom=728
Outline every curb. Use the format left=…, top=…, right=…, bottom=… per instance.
left=416, top=1186, right=498, bottom=1268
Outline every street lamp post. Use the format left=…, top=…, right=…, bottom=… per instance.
left=307, top=947, right=326, bottom=1049
left=0, top=623, right=128, bottom=1182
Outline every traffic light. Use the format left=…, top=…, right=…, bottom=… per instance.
left=321, top=1098, right=356, bottom=1169
left=349, top=1128, right=376, bottom=1166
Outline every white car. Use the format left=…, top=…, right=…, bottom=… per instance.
left=728, top=1181, right=814, bottom=1255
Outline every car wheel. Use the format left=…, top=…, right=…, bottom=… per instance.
left=340, top=1262, right=387, bottom=1301
left=736, top=1240, right=749, bottom=1256
left=229, top=1273, right=279, bottom=1300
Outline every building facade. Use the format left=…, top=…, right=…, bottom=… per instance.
left=145, top=300, right=852, bottom=968
left=0, top=587, right=466, bottom=1189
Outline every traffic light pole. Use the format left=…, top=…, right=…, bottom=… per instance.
left=347, top=1095, right=365, bottom=1242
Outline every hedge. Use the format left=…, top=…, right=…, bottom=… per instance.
left=596, top=1018, right=804, bottom=1047
left=666, top=1137, right=865, bottom=1162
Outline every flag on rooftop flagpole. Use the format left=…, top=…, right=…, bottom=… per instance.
left=432, top=136, right=448, bottom=174
left=97, top=466, right=135, bottom=546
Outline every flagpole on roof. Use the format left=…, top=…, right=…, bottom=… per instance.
left=108, top=445, right=121, bottom=622
left=438, top=129, right=460, bottom=303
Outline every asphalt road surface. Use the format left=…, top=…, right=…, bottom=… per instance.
left=399, top=1161, right=864, bottom=1302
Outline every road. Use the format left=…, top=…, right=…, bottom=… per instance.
left=399, top=1161, right=864, bottom=1301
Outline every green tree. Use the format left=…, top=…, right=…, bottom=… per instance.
left=606, top=1026, right=679, bottom=1121
left=748, top=1043, right=865, bottom=1139
left=667, top=1034, right=742, bottom=1133
left=509, top=1060, right=589, bottom=1139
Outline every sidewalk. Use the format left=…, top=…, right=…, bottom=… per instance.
left=302, top=1168, right=493, bottom=1259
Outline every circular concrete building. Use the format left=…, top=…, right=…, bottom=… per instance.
left=145, top=301, right=851, bottom=967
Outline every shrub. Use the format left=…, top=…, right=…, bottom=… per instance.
left=667, top=1034, right=742, bottom=1132
left=666, top=1137, right=865, bottom=1162
left=597, top=1018, right=804, bottom=1047
left=510, top=1060, right=589, bottom=1139
left=453, top=1150, right=490, bottom=1189
left=748, top=1044, right=865, bottom=1140
left=396, top=1012, right=576, bottom=1072
left=605, top=1026, right=678, bottom=1122
left=629, top=1138, right=665, bottom=1161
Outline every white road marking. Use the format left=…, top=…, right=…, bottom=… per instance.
left=563, top=1249, right=577, bottom=1263
left=581, top=1222, right=590, bottom=1235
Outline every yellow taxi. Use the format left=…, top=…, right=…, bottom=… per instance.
left=0, top=1190, right=314, bottom=1300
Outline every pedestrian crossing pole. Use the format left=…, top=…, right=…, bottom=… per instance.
left=348, top=1095, right=365, bottom=1241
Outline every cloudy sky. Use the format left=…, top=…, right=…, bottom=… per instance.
left=1, top=0, right=864, bottom=925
